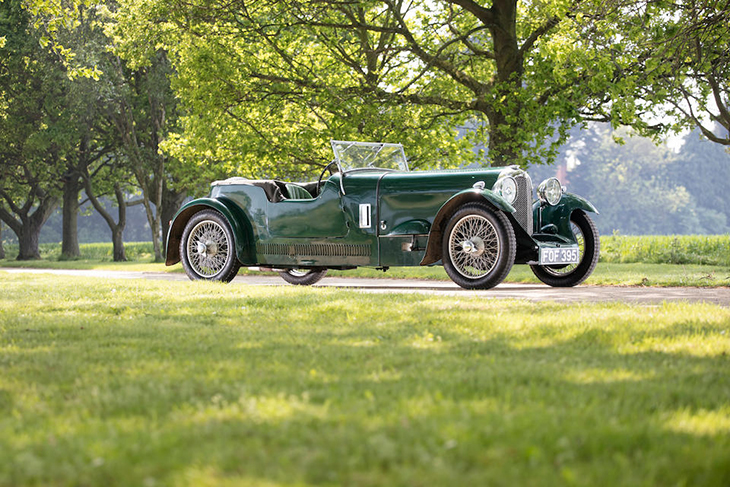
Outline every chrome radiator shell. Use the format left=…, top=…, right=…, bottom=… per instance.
left=513, top=173, right=533, bottom=235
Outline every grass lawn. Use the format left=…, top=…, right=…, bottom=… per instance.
left=1, top=272, right=729, bottom=486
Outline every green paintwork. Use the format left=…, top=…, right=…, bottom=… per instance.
left=166, top=165, right=598, bottom=270
left=165, top=197, right=255, bottom=266
left=534, top=192, right=599, bottom=245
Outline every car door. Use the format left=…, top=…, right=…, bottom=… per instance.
left=267, top=178, right=349, bottom=238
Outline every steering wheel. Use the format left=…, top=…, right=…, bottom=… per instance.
left=316, top=160, right=339, bottom=194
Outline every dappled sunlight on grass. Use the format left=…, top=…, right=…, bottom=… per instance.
left=563, top=367, right=655, bottom=385
left=2, top=272, right=730, bottom=485
left=663, top=408, right=730, bottom=437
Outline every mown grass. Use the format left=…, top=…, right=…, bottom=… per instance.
left=1, top=272, right=729, bottom=486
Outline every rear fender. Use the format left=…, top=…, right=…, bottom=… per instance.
left=420, top=189, right=515, bottom=266
left=165, top=197, right=254, bottom=266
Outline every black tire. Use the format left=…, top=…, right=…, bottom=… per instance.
left=530, top=210, right=599, bottom=287
left=180, top=210, right=240, bottom=282
left=278, top=268, right=328, bottom=285
left=442, top=203, right=516, bottom=290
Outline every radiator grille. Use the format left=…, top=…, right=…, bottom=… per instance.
left=257, top=242, right=371, bottom=257
left=514, top=174, right=533, bottom=235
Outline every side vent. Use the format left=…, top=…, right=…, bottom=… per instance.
left=257, top=242, right=371, bottom=257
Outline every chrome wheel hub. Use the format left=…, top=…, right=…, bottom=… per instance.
left=197, top=240, right=218, bottom=257
left=461, top=237, right=485, bottom=256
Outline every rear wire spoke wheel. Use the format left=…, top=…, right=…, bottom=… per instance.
left=442, top=203, right=515, bottom=290
left=180, top=210, right=240, bottom=282
left=530, top=210, right=599, bottom=287
left=279, top=268, right=328, bottom=285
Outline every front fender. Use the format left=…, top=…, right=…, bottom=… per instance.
left=535, top=193, right=599, bottom=242
left=420, top=188, right=516, bottom=266
left=165, top=197, right=254, bottom=266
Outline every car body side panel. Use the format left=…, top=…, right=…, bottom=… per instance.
left=214, top=178, right=378, bottom=267
left=376, top=170, right=507, bottom=267
left=266, top=180, right=348, bottom=238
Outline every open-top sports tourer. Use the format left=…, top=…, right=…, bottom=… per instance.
left=166, top=141, right=599, bottom=289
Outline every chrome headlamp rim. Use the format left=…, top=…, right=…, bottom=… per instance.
left=537, top=177, right=563, bottom=206
left=492, top=176, right=518, bottom=205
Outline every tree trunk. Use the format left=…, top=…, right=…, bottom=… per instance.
left=61, top=174, right=81, bottom=258
left=488, top=0, right=524, bottom=167
left=83, top=170, right=128, bottom=262
left=161, top=186, right=186, bottom=254
left=111, top=184, right=128, bottom=262
left=15, top=196, right=59, bottom=261
left=487, top=109, right=521, bottom=167
left=17, top=222, right=41, bottom=260
left=0, top=223, right=5, bottom=260
left=112, top=225, right=126, bottom=262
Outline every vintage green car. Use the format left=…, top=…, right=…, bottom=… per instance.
left=166, top=141, right=599, bottom=289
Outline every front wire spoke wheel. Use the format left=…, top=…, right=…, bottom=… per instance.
left=448, top=214, right=498, bottom=278
left=530, top=210, right=599, bottom=287
left=442, top=203, right=515, bottom=290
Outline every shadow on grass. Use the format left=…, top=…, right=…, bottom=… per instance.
left=2, top=283, right=730, bottom=486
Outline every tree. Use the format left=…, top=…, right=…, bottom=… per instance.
left=0, top=0, right=71, bottom=259
left=0, top=220, right=5, bottom=259
left=108, top=0, right=656, bottom=170
left=105, top=50, right=186, bottom=260
left=577, top=0, right=730, bottom=149
left=81, top=154, right=133, bottom=261
left=559, top=125, right=708, bottom=235
left=23, top=1, right=191, bottom=260
left=55, top=7, right=120, bottom=259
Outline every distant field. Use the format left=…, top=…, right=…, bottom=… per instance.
left=2, top=237, right=730, bottom=287
left=1, top=273, right=729, bottom=486
left=600, top=234, right=730, bottom=266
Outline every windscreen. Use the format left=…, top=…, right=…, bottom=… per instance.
left=330, top=140, right=409, bottom=172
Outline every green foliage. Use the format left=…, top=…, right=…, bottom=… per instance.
left=548, top=124, right=730, bottom=236
left=2, top=273, right=730, bottom=485
left=101, top=0, right=666, bottom=171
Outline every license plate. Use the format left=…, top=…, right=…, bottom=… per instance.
left=539, top=246, right=580, bottom=265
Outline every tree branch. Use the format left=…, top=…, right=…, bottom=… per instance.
left=520, top=16, right=561, bottom=55
left=445, top=0, right=496, bottom=26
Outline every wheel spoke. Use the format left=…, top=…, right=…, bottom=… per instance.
left=448, top=214, right=500, bottom=279
left=186, top=220, right=230, bottom=278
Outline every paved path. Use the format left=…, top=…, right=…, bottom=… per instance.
left=3, top=267, right=730, bottom=307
